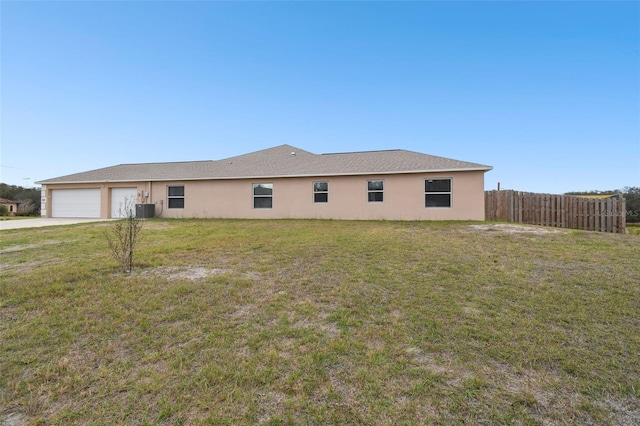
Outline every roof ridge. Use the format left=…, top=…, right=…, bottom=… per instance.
left=116, top=159, right=216, bottom=166
left=322, top=149, right=404, bottom=155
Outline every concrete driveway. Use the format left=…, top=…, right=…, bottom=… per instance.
left=0, top=218, right=114, bottom=230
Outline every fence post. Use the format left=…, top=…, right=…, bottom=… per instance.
left=618, top=194, right=627, bottom=234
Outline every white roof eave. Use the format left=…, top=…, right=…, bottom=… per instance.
left=36, top=167, right=492, bottom=185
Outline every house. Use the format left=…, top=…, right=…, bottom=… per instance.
left=36, top=144, right=492, bottom=221
left=0, top=198, right=19, bottom=216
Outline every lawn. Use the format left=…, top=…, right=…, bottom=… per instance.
left=1, top=220, right=638, bottom=425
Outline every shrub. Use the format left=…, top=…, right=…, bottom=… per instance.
left=104, top=203, right=143, bottom=273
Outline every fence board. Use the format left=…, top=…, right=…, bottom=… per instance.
left=485, top=190, right=627, bottom=233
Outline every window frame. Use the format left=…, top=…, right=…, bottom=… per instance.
left=313, top=181, right=329, bottom=203
left=367, top=179, right=384, bottom=203
left=425, top=178, right=452, bottom=208
left=253, top=183, right=273, bottom=209
left=167, top=185, right=185, bottom=209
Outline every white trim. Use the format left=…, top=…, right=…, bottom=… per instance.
left=367, top=179, right=384, bottom=203
left=167, top=185, right=185, bottom=209
left=313, top=181, right=329, bottom=203
left=252, top=182, right=273, bottom=209
left=425, top=178, right=453, bottom=208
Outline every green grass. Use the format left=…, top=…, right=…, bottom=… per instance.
left=1, top=219, right=639, bottom=425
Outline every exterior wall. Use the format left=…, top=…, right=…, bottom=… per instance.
left=42, top=183, right=146, bottom=218
left=40, top=171, right=486, bottom=220
left=150, top=171, right=486, bottom=220
left=0, top=201, right=19, bottom=215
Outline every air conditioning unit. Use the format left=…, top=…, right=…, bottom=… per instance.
left=135, top=204, right=155, bottom=219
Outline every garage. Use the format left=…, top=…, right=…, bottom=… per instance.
left=51, top=189, right=101, bottom=218
left=111, top=188, right=138, bottom=218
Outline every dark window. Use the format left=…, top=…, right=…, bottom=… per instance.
left=314, top=182, right=328, bottom=203
left=368, top=180, right=384, bottom=202
left=425, top=179, right=451, bottom=208
left=253, top=183, right=273, bottom=209
left=168, top=186, right=185, bottom=209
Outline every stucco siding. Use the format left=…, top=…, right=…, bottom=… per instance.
left=41, top=171, right=485, bottom=220
left=149, top=171, right=485, bottom=220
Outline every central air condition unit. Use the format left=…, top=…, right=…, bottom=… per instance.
left=135, top=204, right=155, bottom=219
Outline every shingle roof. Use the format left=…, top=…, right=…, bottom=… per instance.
left=37, top=144, right=492, bottom=184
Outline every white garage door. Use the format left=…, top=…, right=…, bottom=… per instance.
left=52, top=189, right=101, bottom=218
left=111, top=188, right=138, bottom=218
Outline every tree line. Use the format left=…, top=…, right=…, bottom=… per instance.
left=0, top=183, right=41, bottom=216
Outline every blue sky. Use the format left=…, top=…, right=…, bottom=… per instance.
left=1, top=1, right=638, bottom=193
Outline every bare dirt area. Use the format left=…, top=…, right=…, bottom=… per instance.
left=0, top=218, right=113, bottom=230
left=0, top=411, right=27, bottom=426
left=0, top=240, right=65, bottom=254
left=598, top=396, right=640, bottom=426
left=467, top=224, right=565, bottom=234
left=131, top=265, right=262, bottom=282
left=133, top=266, right=230, bottom=281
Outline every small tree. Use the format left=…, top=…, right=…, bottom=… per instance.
left=17, top=199, right=36, bottom=216
left=105, top=200, right=143, bottom=273
left=0, top=205, right=8, bottom=216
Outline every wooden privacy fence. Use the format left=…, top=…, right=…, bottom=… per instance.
left=485, top=190, right=627, bottom=233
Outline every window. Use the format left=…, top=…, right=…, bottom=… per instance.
left=167, top=185, right=185, bottom=209
left=253, top=183, right=273, bottom=208
left=425, top=179, right=451, bottom=208
left=368, top=180, right=384, bottom=202
left=313, top=182, right=328, bottom=203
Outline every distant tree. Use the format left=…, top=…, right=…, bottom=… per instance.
left=564, top=189, right=619, bottom=196
left=17, top=199, right=37, bottom=216
left=622, top=186, right=640, bottom=223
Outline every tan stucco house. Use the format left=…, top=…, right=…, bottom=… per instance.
left=0, top=198, right=19, bottom=215
left=36, top=144, right=492, bottom=220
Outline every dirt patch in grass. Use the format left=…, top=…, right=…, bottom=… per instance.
left=404, top=347, right=454, bottom=376
left=133, top=266, right=230, bottom=281
left=0, top=411, right=27, bottom=426
left=0, top=240, right=65, bottom=254
left=137, top=220, right=174, bottom=230
left=467, top=224, right=564, bottom=234
left=599, top=396, right=640, bottom=426
left=0, top=260, right=51, bottom=275
left=256, top=391, right=287, bottom=424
